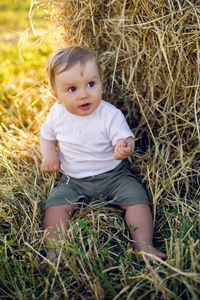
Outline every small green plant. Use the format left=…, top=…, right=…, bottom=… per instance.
left=130, top=224, right=139, bottom=232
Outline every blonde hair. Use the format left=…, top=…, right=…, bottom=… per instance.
left=47, top=46, right=98, bottom=89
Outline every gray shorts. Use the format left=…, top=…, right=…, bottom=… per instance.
left=45, top=161, right=149, bottom=209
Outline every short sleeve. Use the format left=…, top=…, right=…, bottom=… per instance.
left=40, top=106, right=57, bottom=141
left=106, top=109, right=135, bottom=146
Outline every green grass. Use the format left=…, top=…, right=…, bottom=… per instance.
left=0, top=1, right=30, bottom=29
left=0, top=1, right=199, bottom=299
left=0, top=0, right=55, bottom=127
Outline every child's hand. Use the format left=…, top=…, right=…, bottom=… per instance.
left=42, top=152, right=60, bottom=173
left=113, top=138, right=135, bottom=160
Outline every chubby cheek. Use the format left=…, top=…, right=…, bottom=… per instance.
left=96, top=85, right=102, bottom=96
left=94, top=98, right=101, bottom=108
left=65, top=102, right=77, bottom=113
left=59, top=94, right=74, bottom=106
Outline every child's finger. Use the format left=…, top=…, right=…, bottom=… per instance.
left=120, top=144, right=132, bottom=152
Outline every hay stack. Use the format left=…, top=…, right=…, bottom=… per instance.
left=46, top=0, right=200, bottom=207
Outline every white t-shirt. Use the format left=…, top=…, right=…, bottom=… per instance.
left=41, top=100, right=134, bottom=178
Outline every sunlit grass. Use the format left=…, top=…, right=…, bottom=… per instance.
left=0, top=0, right=56, bottom=127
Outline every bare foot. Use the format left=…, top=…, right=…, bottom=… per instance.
left=47, top=249, right=58, bottom=261
left=41, top=250, right=59, bottom=270
left=134, top=242, right=166, bottom=262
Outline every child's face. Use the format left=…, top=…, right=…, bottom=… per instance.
left=53, top=59, right=102, bottom=116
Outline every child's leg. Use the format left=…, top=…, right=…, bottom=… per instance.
left=119, top=204, right=166, bottom=260
left=44, top=203, right=77, bottom=260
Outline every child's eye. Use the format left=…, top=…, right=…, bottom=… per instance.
left=68, top=86, right=76, bottom=92
left=88, top=81, right=95, bottom=87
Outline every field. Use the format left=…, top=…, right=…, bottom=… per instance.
left=0, top=0, right=199, bottom=299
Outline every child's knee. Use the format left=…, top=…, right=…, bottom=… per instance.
left=64, top=203, right=78, bottom=215
left=118, top=204, right=139, bottom=211
left=45, top=203, right=77, bottom=217
left=119, top=203, right=150, bottom=211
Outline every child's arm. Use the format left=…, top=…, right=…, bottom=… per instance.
left=40, top=135, right=60, bottom=172
left=113, top=136, right=135, bottom=160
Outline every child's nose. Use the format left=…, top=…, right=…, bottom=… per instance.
left=78, top=88, right=88, bottom=100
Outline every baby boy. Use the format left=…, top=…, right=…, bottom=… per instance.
left=40, top=46, right=166, bottom=262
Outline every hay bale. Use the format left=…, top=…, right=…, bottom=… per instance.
left=45, top=0, right=200, bottom=205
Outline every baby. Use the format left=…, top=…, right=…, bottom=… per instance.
left=40, top=46, right=166, bottom=262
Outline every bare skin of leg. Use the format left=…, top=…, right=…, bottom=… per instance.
left=44, top=204, right=77, bottom=261
left=119, top=204, right=166, bottom=261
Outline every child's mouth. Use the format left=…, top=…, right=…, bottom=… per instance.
left=79, top=103, right=91, bottom=110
